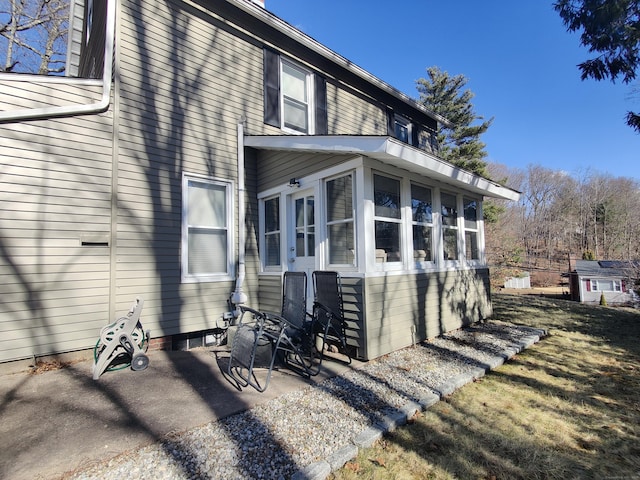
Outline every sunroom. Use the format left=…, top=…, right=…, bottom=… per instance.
left=244, top=135, right=520, bottom=361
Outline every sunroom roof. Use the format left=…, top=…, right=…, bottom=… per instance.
left=244, top=135, right=521, bottom=201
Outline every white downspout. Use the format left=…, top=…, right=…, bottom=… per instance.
left=231, top=122, right=248, bottom=312
left=0, top=0, right=116, bottom=123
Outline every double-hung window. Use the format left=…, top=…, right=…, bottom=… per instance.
left=281, top=59, right=313, bottom=134
left=263, top=196, right=281, bottom=268
left=326, top=174, right=355, bottom=266
left=264, top=49, right=327, bottom=134
left=374, top=174, right=402, bottom=263
left=182, top=174, right=233, bottom=282
left=441, top=192, right=459, bottom=261
left=463, top=197, right=480, bottom=260
left=394, top=115, right=413, bottom=145
left=411, top=184, right=433, bottom=262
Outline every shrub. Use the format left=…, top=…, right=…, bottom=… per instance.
left=600, top=292, right=608, bottom=306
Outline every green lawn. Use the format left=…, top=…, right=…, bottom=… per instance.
left=330, top=294, right=640, bottom=480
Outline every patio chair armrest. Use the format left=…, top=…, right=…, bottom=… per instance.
left=237, top=306, right=268, bottom=327
left=263, top=312, right=305, bottom=332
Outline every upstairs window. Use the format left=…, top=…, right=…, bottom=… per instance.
left=281, top=60, right=312, bottom=133
left=0, top=0, right=107, bottom=78
left=263, top=48, right=327, bottom=135
left=182, top=174, right=233, bottom=282
left=394, top=115, right=413, bottom=145
left=374, top=174, right=402, bottom=263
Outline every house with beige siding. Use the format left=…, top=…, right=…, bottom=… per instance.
left=0, top=0, right=519, bottom=366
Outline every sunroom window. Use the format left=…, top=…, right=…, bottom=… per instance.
left=374, top=174, right=402, bottom=263
left=441, top=192, right=458, bottom=261
left=411, top=184, right=433, bottom=262
left=182, top=174, right=233, bottom=282
left=326, top=174, right=355, bottom=266
left=463, top=197, right=479, bottom=260
left=263, top=196, right=281, bottom=267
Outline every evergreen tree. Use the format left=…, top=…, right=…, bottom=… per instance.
left=416, top=66, right=493, bottom=177
left=555, top=0, right=640, bottom=132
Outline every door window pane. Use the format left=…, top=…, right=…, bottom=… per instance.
left=295, top=195, right=314, bottom=257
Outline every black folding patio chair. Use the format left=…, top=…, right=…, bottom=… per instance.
left=312, top=271, right=352, bottom=364
left=227, top=271, right=320, bottom=392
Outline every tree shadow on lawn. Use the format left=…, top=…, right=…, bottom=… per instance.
left=492, top=294, right=640, bottom=355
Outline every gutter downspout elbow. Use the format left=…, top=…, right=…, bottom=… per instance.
left=0, top=0, right=116, bottom=123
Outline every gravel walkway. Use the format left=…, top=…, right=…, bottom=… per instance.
left=66, top=321, right=545, bottom=480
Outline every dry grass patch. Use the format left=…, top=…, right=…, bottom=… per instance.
left=330, top=295, right=640, bottom=480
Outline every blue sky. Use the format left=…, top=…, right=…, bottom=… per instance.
left=265, top=0, right=639, bottom=180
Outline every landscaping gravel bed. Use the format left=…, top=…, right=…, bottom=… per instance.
left=66, top=321, right=545, bottom=480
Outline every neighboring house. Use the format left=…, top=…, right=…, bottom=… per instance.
left=0, top=0, right=520, bottom=366
left=569, top=260, right=637, bottom=304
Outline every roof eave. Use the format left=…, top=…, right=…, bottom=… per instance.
left=226, top=0, right=450, bottom=127
left=245, top=135, right=521, bottom=201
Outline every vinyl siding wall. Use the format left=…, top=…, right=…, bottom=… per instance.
left=0, top=81, right=104, bottom=111
left=0, top=112, right=114, bottom=362
left=326, top=83, right=388, bottom=136
left=113, top=0, right=269, bottom=339
left=256, top=150, right=357, bottom=192
left=363, top=269, right=492, bottom=360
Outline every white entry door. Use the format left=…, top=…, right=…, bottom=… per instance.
left=288, top=189, right=316, bottom=308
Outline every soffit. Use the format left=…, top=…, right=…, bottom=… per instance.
left=245, top=135, right=521, bottom=201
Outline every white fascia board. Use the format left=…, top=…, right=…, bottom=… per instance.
left=245, top=135, right=521, bottom=201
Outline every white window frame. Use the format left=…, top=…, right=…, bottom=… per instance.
left=280, top=57, right=315, bottom=135
left=325, top=173, right=356, bottom=268
left=440, top=191, right=460, bottom=262
left=591, top=279, right=621, bottom=292
left=181, top=173, right=234, bottom=283
left=394, top=115, right=413, bottom=145
left=463, top=196, right=481, bottom=262
left=410, top=182, right=434, bottom=266
left=260, top=195, right=283, bottom=272
left=373, top=172, right=403, bottom=267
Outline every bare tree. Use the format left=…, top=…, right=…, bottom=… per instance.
left=1, top=0, right=69, bottom=74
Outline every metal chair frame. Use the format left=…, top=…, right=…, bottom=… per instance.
left=312, top=271, right=352, bottom=365
left=228, top=271, right=320, bottom=392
